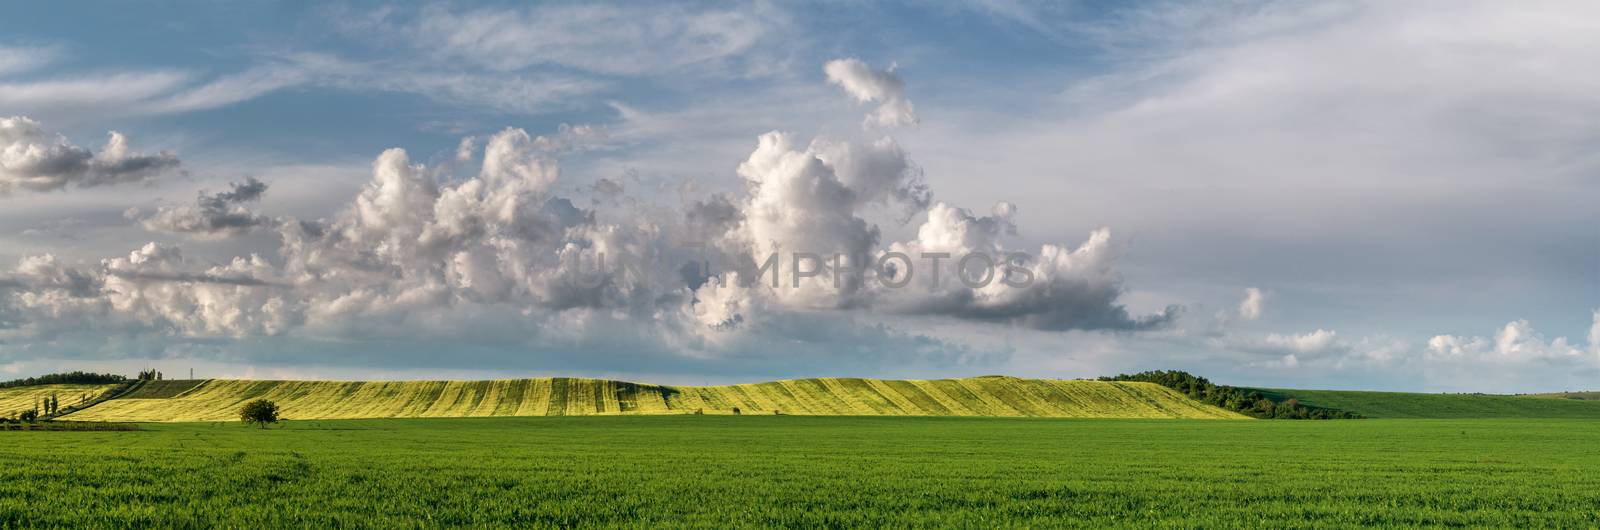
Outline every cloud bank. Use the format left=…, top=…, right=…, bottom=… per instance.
left=0, top=62, right=1163, bottom=373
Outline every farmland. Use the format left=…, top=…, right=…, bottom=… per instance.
left=1251, top=388, right=1600, bottom=419
left=61, top=376, right=1245, bottom=422
left=3, top=416, right=1598, bottom=527
left=115, top=379, right=206, bottom=399
left=0, top=384, right=120, bottom=418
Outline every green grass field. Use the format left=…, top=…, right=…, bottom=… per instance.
left=1530, top=391, right=1600, bottom=401
left=62, top=377, right=1244, bottom=422
left=1252, top=388, right=1600, bottom=418
left=3, top=416, right=1597, bottom=528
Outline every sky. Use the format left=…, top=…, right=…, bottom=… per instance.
left=0, top=1, right=1596, bottom=392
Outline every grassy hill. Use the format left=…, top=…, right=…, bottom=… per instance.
left=1252, top=388, right=1600, bottom=419
left=0, top=384, right=121, bottom=417
left=1527, top=391, right=1600, bottom=401
left=60, top=376, right=1247, bottom=422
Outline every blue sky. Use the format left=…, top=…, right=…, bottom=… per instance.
left=1, top=1, right=1596, bottom=392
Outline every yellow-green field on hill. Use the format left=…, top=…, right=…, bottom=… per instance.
left=61, top=376, right=1246, bottom=422
left=0, top=384, right=120, bottom=417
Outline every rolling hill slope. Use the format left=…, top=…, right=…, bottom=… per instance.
left=0, top=384, right=121, bottom=417
left=1528, top=391, right=1600, bottom=401
left=117, top=379, right=209, bottom=399
left=61, top=376, right=1248, bottom=422
left=1252, top=388, right=1600, bottom=419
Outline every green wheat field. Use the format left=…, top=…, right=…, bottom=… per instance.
left=4, top=417, right=1599, bottom=528
left=4, top=375, right=1600, bottom=528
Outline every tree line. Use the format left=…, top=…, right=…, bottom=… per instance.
left=0, top=371, right=128, bottom=389
left=1100, top=370, right=1361, bottom=419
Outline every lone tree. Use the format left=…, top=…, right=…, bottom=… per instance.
left=240, top=399, right=280, bottom=428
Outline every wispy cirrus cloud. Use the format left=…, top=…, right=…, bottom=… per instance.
left=0, top=4, right=793, bottom=122
left=349, top=3, right=786, bottom=77
left=0, top=71, right=191, bottom=113
left=0, top=53, right=606, bottom=120
left=0, top=45, right=61, bottom=77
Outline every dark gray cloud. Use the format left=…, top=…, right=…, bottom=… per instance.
left=103, top=270, right=280, bottom=288
left=203, top=176, right=268, bottom=206
left=135, top=177, right=273, bottom=238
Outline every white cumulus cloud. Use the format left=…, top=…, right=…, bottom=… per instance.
left=0, top=116, right=179, bottom=194
left=1264, top=328, right=1337, bottom=353
left=1589, top=309, right=1600, bottom=357
left=1238, top=287, right=1264, bottom=321
left=825, top=58, right=919, bottom=128
left=1427, top=319, right=1589, bottom=362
